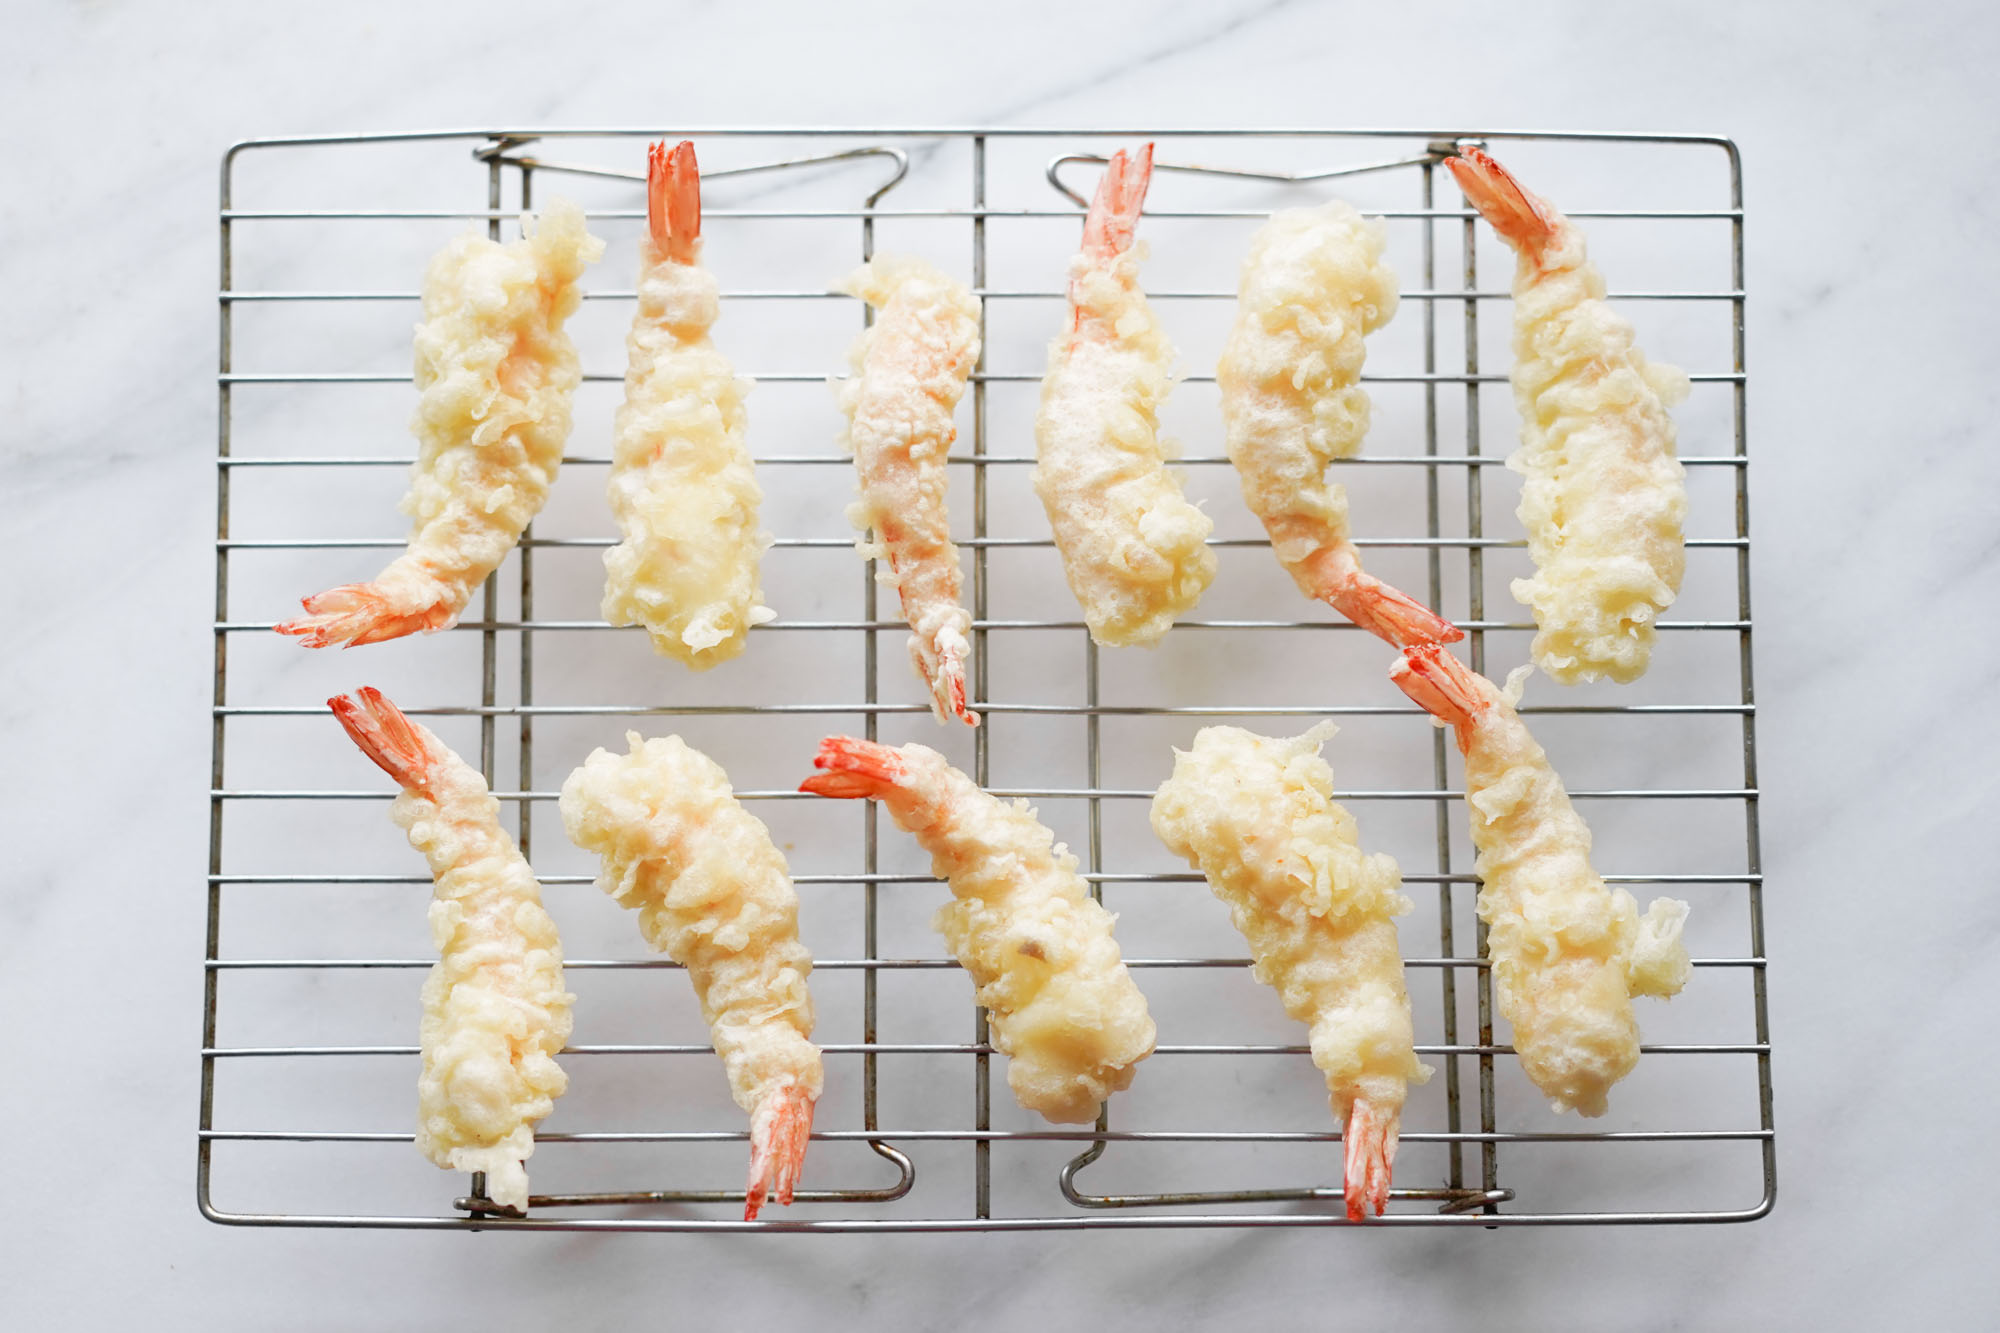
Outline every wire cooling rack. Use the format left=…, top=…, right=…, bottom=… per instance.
left=204, top=128, right=1771, bottom=1230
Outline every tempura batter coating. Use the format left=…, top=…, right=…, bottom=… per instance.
left=1392, top=647, right=1691, bottom=1115
left=603, top=142, right=772, bottom=668
left=1151, top=723, right=1428, bottom=1219
left=802, top=737, right=1155, bottom=1122
left=1033, top=145, right=1215, bottom=645
left=1448, top=148, right=1689, bottom=683
left=329, top=688, right=571, bottom=1213
left=560, top=733, right=822, bottom=1219
left=280, top=202, right=603, bottom=648
left=835, top=256, right=981, bottom=724
left=1218, top=203, right=1460, bottom=648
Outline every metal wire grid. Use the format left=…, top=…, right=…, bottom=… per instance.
left=204, top=128, right=1773, bottom=1231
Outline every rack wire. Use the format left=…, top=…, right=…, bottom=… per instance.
left=205, top=128, right=1772, bottom=1230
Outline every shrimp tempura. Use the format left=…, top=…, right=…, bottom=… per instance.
left=280, top=201, right=603, bottom=648
left=1218, top=202, right=1461, bottom=649
left=801, top=737, right=1155, bottom=1122
left=602, top=142, right=773, bottom=668
left=560, top=734, right=822, bottom=1221
left=1151, top=723, right=1428, bottom=1221
left=1391, top=646, right=1691, bottom=1115
left=1447, top=148, right=1689, bottom=683
left=835, top=256, right=981, bottom=725
left=328, top=688, right=572, bottom=1213
left=1033, top=144, right=1215, bottom=645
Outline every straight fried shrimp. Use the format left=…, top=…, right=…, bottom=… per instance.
left=1390, top=646, right=1691, bottom=1115
left=328, top=688, right=572, bottom=1213
left=835, top=256, right=981, bottom=724
left=1218, top=202, right=1461, bottom=648
left=1033, top=143, right=1215, bottom=645
left=280, top=201, right=603, bottom=648
left=560, top=734, right=822, bottom=1220
left=602, top=141, right=773, bottom=668
left=1152, top=723, right=1429, bottom=1220
left=801, top=737, right=1154, bottom=1121
left=1447, top=147, right=1689, bottom=683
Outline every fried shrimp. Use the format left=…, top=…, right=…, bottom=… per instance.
left=1446, top=147, right=1689, bottom=683
left=602, top=141, right=773, bottom=668
left=1151, top=723, right=1429, bottom=1220
left=328, top=688, right=572, bottom=1213
left=1218, top=202, right=1461, bottom=649
left=560, top=734, right=822, bottom=1220
left=835, top=256, right=981, bottom=724
left=1033, top=144, right=1215, bottom=645
left=1390, top=646, right=1691, bottom=1115
left=801, top=737, right=1155, bottom=1121
left=279, top=201, right=603, bottom=648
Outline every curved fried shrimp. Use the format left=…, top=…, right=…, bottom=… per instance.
left=1218, top=202, right=1461, bottom=649
left=1033, top=143, right=1215, bottom=646
left=801, top=737, right=1155, bottom=1122
left=328, top=687, right=571, bottom=1213
left=1151, top=723, right=1429, bottom=1220
left=835, top=256, right=981, bottom=724
left=1446, top=147, right=1689, bottom=683
left=602, top=141, right=774, bottom=669
left=279, top=202, right=603, bottom=649
left=559, top=734, right=822, bottom=1220
left=1390, top=646, right=1692, bottom=1115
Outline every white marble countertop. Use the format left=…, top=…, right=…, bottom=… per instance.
left=6, top=1, right=1996, bottom=1326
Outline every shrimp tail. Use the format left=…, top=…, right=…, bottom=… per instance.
left=1390, top=644, right=1488, bottom=750
left=917, top=628, right=979, bottom=727
left=275, top=582, right=458, bottom=649
left=1342, top=1098, right=1399, bottom=1222
left=743, top=1083, right=815, bottom=1221
left=1303, top=549, right=1462, bottom=648
left=1079, top=142, right=1154, bottom=262
left=328, top=686, right=441, bottom=794
left=647, top=139, right=701, bottom=265
left=798, top=735, right=906, bottom=800
left=1445, top=147, right=1558, bottom=265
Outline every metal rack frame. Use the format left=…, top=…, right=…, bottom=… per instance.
left=205, top=127, right=1772, bottom=1230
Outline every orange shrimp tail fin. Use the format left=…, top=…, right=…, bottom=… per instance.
left=275, top=583, right=457, bottom=649
left=647, top=139, right=701, bottom=264
left=1446, top=147, right=1558, bottom=265
left=930, top=637, right=979, bottom=728
left=1342, top=1099, right=1399, bottom=1222
left=328, top=686, right=440, bottom=794
left=1321, top=572, right=1462, bottom=652
left=743, top=1084, right=815, bottom=1221
left=1390, top=644, right=1487, bottom=750
left=1080, top=141, right=1154, bottom=260
left=799, top=736, right=906, bottom=800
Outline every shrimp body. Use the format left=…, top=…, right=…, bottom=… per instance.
left=603, top=142, right=773, bottom=668
left=559, top=733, right=822, bottom=1220
left=1033, top=144, right=1215, bottom=646
left=835, top=256, right=981, bottom=724
left=329, top=688, right=571, bottom=1212
left=801, top=737, right=1155, bottom=1122
left=1447, top=148, right=1689, bottom=684
left=280, top=202, right=603, bottom=648
left=1390, top=647, right=1691, bottom=1115
left=1219, top=203, right=1461, bottom=649
left=1151, top=723, right=1428, bottom=1220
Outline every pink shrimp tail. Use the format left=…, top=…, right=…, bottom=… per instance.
left=1342, top=1098, right=1399, bottom=1222
left=1390, top=644, right=1488, bottom=752
left=275, top=582, right=457, bottom=649
left=328, top=686, right=441, bottom=794
left=647, top=139, right=701, bottom=265
left=1446, top=147, right=1558, bottom=266
left=743, top=1083, right=815, bottom=1221
left=799, top=736, right=908, bottom=800
left=1080, top=142, right=1153, bottom=261
left=1302, top=549, right=1462, bottom=649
